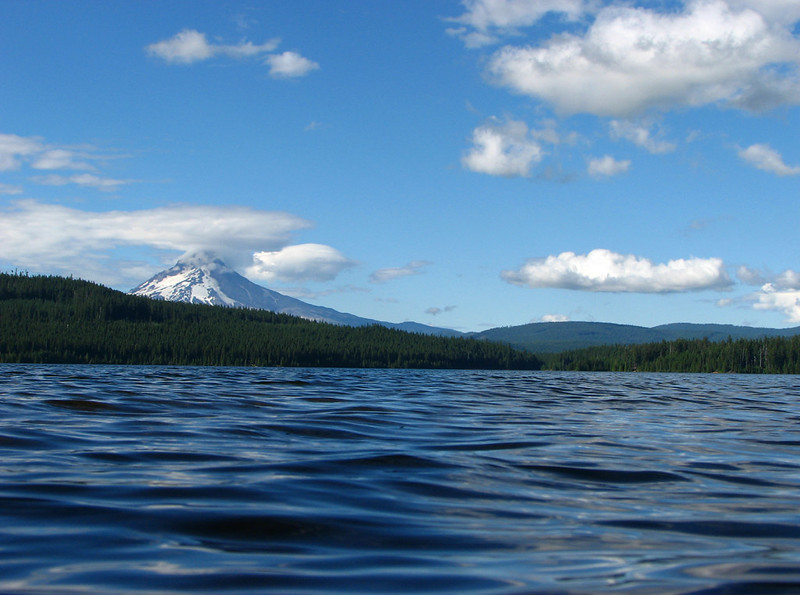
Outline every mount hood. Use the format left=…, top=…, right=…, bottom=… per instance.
left=129, top=255, right=460, bottom=336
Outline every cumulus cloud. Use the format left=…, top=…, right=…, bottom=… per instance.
left=738, top=143, right=800, bottom=176
left=247, top=244, right=356, bottom=283
left=266, top=51, right=320, bottom=78
left=609, top=121, right=676, bottom=154
left=447, top=0, right=589, bottom=47
left=370, top=261, right=431, bottom=284
left=754, top=281, right=800, bottom=323
left=486, top=1, right=800, bottom=116
left=462, top=118, right=545, bottom=177
left=502, top=249, right=732, bottom=293
left=737, top=268, right=800, bottom=322
left=735, top=266, right=800, bottom=322
left=0, top=200, right=313, bottom=285
left=147, top=29, right=215, bottom=63
left=588, top=155, right=630, bottom=177
left=146, top=29, right=279, bottom=64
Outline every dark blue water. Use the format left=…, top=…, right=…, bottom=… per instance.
left=1, top=365, right=799, bottom=593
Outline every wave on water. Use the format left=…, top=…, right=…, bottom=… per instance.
left=1, top=364, right=800, bottom=593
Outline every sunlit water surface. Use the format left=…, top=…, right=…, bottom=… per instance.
left=1, top=364, right=799, bottom=593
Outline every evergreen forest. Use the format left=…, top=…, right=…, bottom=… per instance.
left=541, top=336, right=800, bottom=374
left=4, top=272, right=799, bottom=373
left=0, top=272, right=541, bottom=369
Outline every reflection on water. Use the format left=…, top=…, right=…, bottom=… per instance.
left=1, top=364, right=799, bottom=593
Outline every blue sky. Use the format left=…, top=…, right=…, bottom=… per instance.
left=2, top=0, right=799, bottom=331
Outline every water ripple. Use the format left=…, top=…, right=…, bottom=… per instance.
left=1, top=364, right=800, bottom=593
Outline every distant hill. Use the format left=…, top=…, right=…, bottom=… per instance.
left=471, top=321, right=800, bottom=353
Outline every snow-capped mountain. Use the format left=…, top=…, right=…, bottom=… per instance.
left=129, top=254, right=461, bottom=336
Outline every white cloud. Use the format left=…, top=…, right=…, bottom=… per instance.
left=737, top=265, right=768, bottom=285
left=738, top=267, right=800, bottom=322
left=0, top=183, right=22, bottom=195
left=539, top=313, right=570, bottom=322
left=222, top=39, right=282, bottom=59
left=146, top=29, right=279, bottom=64
left=462, top=118, right=544, bottom=177
left=486, top=1, right=800, bottom=116
left=730, top=0, right=800, bottom=26
left=266, top=51, right=320, bottom=78
left=370, top=261, right=431, bottom=283
left=0, top=133, right=126, bottom=193
left=754, top=282, right=800, bottom=323
left=588, top=155, right=630, bottom=177
left=738, top=143, right=800, bottom=176
left=609, top=121, right=676, bottom=154
left=453, top=0, right=588, bottom=30
left=247, top=244, right=356, bottom=283
left=737, top=265, right=800, bottom=289
left=146, top=29, right=319, bottom=78
left=32, top=173, right=135, bottom=192
left=502, top=249, right=732, bottom=292
left=147, top=30, right=215, bottom=64
left=0, top=200, right=313, bottom=285
left=446, top=27, right=499, bottom=49
left=0, top=133, right=43, bottom=171
left=774, top=270, right=800, bottom=289
left=31, top=148, right=94, bottom=171
left=448, top=0, right=589, bottom=47
left=529, top=119, right=580, bottom=146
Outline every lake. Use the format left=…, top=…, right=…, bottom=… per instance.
left=1, top=364, right=799, bottom=593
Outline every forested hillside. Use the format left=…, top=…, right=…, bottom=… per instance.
left=0, top=273, right=541, bottom=369
left=472, top=321, right=800, bottom=353
left=542, top=336, right=800, bottom=374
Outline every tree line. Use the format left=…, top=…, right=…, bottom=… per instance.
left=0, top=272, right=542, bottom=369
left=540, top=335, right=800, bottom=374
left=5, top=272, right=799, bottom=373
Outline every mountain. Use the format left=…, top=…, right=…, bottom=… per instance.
left=131, top=256, right=800, bottom=350
left=129, top=254, right=462, bottom=336
left=470, top=321, right=800, bottom=353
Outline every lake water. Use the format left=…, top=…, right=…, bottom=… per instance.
left=1, top=364, right=799, bottom=594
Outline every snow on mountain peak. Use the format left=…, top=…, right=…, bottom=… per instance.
left=129, top=256, right=237, bottom=307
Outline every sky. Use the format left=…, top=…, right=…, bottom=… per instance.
left=1, top=0, right=799, bottom=332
